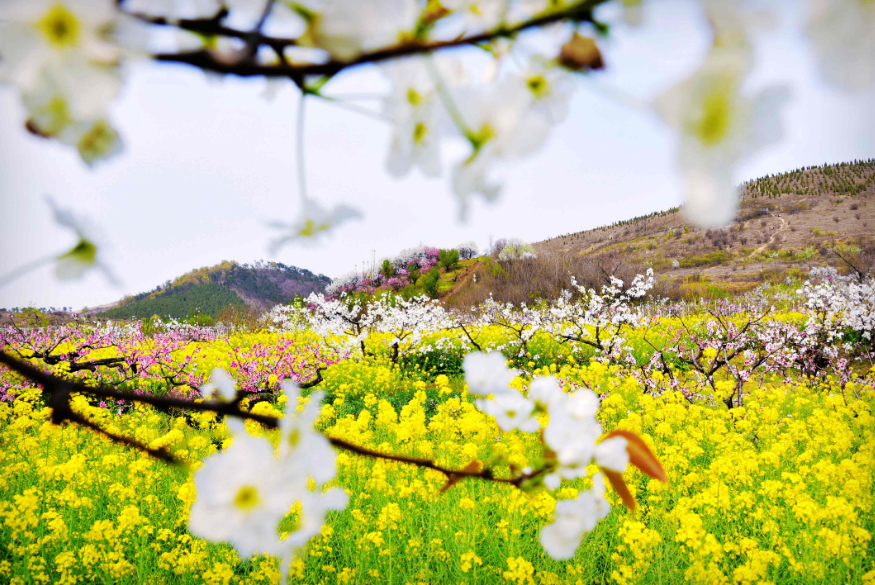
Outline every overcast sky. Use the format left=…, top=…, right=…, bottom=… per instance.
left=1, top=0, right=873, bottom=310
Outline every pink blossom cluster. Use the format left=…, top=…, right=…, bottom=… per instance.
left=0, top=315, right=344, bottom=405
left=325, top=246, right=441, bottom=298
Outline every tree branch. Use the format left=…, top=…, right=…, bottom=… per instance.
left=151, top=1, right=606, bottom=79
left=1, top=351, right=544, bottom=491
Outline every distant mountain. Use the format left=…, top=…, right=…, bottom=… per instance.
left=96, top=261, right=330, bottom=320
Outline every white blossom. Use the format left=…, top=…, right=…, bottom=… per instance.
left=0, top=0, right=118, bottom=94
left=452, top=85, right=551, bottom=218
left=121, top=0, right=223, bottom=21
left=528, top=376, right=565, bottom=412
left=382, top=57, right=446, bottom=178
left=276, top=487, right=348, bottom=577
left=268, top=199, right=362, bottom=251
left=477, top=390, right=540, bottom=432
left=278, top=383, right=337, bottom=486
left=654, top=46, right=789, bottom=227
left=200, top=368, right=238, bottom=401
left=463, top=351, right=517, bottom=396
left=806, top=0, right=875, bottom=91
left=594, top=436, right=629, bottom=472
left=298, top=0, right=421, bottom=61
left=540, top=473, right=611, bottom=559
left=542, top=407, right=602, bottom=488
left=513, top=56, right=575, bottom=125
left=443, top=0, right=506, bottom=32
left=0, top=0, right=124, bottom=164
left=188, top=435, right=297, bottom=559
left=47, top=196, right=120, bottom=284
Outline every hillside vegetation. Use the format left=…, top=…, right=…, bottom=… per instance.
left=446, top=160, right=875, bottom=306
left=536, top=160, right=874, bottom=293
left=98, top=261, right=330, bottom=320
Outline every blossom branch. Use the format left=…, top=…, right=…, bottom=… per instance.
left=0, top=350, right=542, bottom=490
left=0, top=350, right=280, bottom=428
left=150, top=1, right=607, bottom=80
left=116, top=2, right=298, bottom=54
left=326, top=436, right=543, bottom=489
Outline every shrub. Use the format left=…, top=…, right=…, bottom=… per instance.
left=407, top=262, right=420, bottom=285
left=438, top=249, right=460, bottom=272
left=421, top=268, right=441, bottom=298
left=678, top=251, right=731, bottom=268
left=380, top=259, right=395, bottom=279
left=498, top=238, right=537, bottom=261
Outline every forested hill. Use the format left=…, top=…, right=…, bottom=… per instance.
left=96, top=261, right=330, bottom=320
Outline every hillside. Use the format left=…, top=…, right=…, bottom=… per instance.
left=530, top=160, right=875, bottom=295
left=435, top=160, right=874, bottom=306
left=295, top=160, right=875, bottom=308
left=96, top=260, right=330, bottom=320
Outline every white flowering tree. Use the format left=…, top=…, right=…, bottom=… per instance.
left=545, top=269, right=654, bottom=360
left=497, top=237, right=538, bottom=261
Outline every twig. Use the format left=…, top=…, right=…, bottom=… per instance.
left=327, top=436, right=541, bottom=488
left=0, top=351, right=541, bottom=491
left=0, top=351, right=279, bottom=427
left=151, top=1, right=607, bottom=79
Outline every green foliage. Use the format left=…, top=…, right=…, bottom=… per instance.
left=100, top=283, right=245, bottom=320
left=399, top=349, right=464, bottom=380
left=421, top=268, right=441, bottom=298
left=380, top=259, right=395, bottom=279
left=438, top=249, right=460, bottom=272
left=407, top=262, right=420, bottom=285
left=678, top=251, right=731, bottom=268
left=489, top=261, right=507, bottom=278
left=183, top=312, right=215, bottom=326
left=796, top=246, right=817, bottom=261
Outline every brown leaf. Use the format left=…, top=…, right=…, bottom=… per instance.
left=558, top=33, right=604, bottom=71
left=439, top=460, right=481, bottom=493
left=422, top=0, right=450, bottom=24
left=604, top=429, right=667, bottom=483
left=25, top=119, right=51, bottom=139
left=602, top=468, right=636, bottom=511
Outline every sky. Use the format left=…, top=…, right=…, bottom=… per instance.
left=1, top=0, right=873, bottom=310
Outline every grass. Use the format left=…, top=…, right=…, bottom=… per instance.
left=678, top=251, right=731, bottom=268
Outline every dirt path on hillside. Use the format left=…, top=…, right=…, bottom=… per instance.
left=749, top=214, right=787, bottom=258
left=441, top=260, right=481, bottom=303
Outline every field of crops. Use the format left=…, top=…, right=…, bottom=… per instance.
left=1, top=273, right=874, bottom=584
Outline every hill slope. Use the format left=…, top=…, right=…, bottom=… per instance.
left=534, top=160, right=875, bottom=288
left=437, top=160, right=874, bottom=306
left=97, top=261, right=330, bottom=320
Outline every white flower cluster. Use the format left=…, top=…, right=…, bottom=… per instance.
left=456, top=241, right=479, bottom=260
left=190, top=371, right=346, bottom=576
left=462, top=351, right=630, bottom=559
left=271, top=269, right=658, bottom=363
left=799, top=271, right=875, bottom=343
left=323, top=270, right=367, bottom=297
left=0, top=0, right=123, bottom=165
left=269, top=292, right=456, bottom=358
left=543, top=269, right=655, bottom=359
left=497, top=238, right=537, bottom=261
